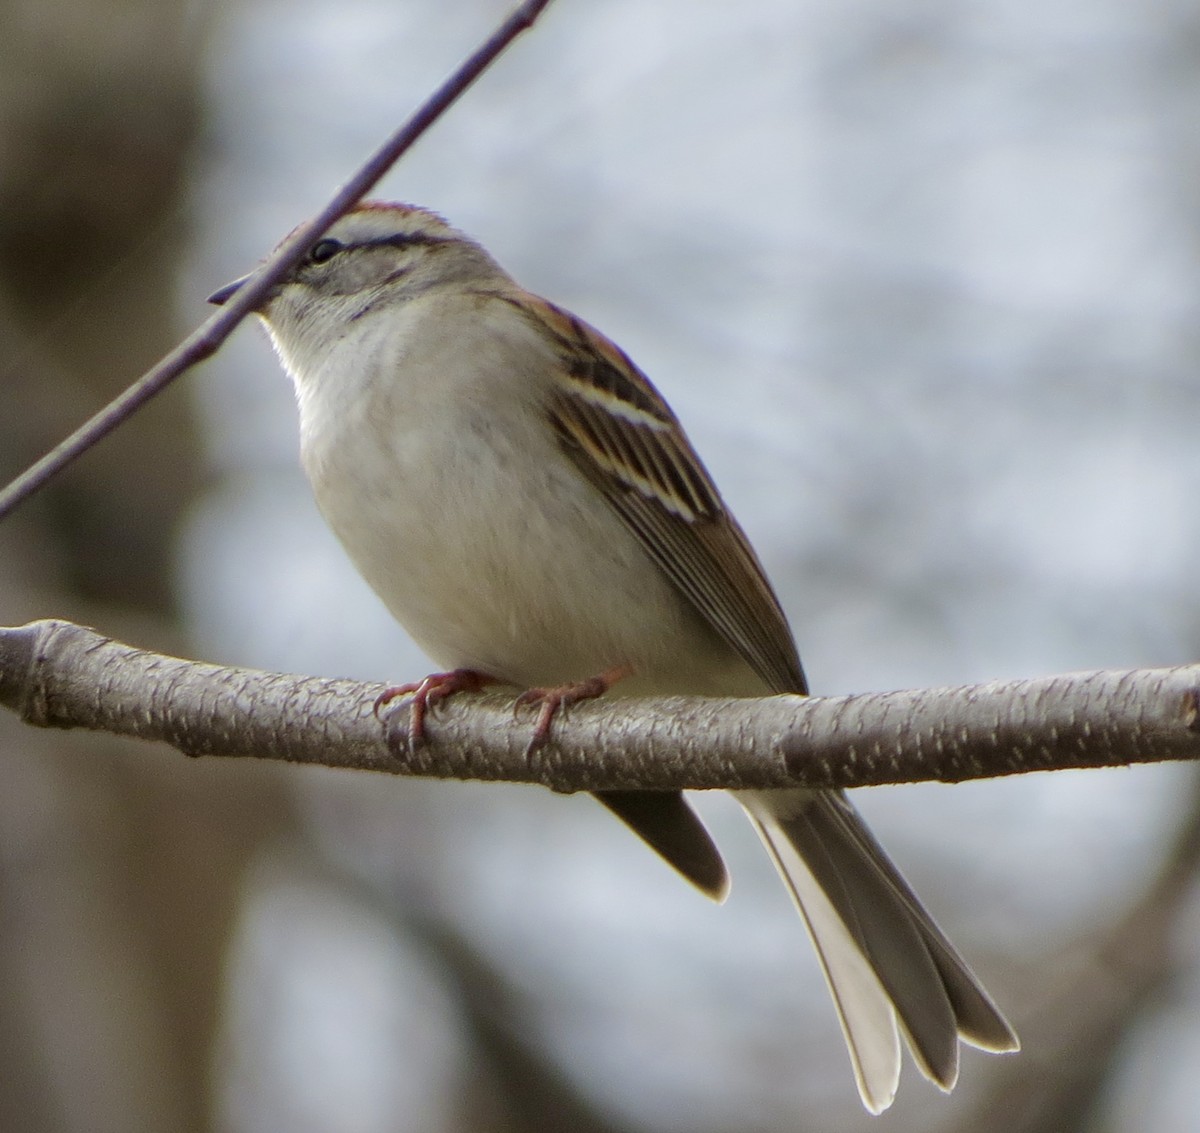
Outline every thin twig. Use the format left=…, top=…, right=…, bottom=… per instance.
left=0, top=0, right=555, bottom=523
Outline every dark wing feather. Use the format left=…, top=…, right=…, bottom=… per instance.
left=510, top=294, right=807, bottom=696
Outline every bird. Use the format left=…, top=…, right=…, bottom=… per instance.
left=209, top=200, right=1018, bottom=1111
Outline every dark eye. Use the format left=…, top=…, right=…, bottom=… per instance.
left=308, top=238, right=343, bottom=265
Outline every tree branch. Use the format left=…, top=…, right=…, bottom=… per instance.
left=0, top=0, right=555, bottom=524
left=2, top=620, right=1198, bottom=792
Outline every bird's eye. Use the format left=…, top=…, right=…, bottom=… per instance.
left=308, top=238, right=343, bottom=265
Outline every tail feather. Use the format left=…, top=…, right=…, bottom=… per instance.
left=594, top=789, right=730, bottom=901
left=814, top=793, right=1020, bottom=1054
left=750, top=810, right=906, bottom=1112
left=739, top=788, right=1017, bottom=1111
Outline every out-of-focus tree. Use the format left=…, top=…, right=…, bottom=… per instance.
left=0, top=3, right=292, bottom=1131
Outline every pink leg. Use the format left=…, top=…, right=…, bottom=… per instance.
left=514, top=664, right=633, bottom=752
left=374, top=668, right=496, bottom=743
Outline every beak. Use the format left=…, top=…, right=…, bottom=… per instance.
left=207, top=274, right=250, bottom=306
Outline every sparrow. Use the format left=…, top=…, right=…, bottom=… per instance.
left=209, top=201, right=1018, bottom=1111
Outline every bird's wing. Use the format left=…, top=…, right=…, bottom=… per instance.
left=504, top=292, right=807, bottom=696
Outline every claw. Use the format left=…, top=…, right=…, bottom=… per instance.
left=374, top=668, right=495, bottom=743
left=514, top=664, right=632, bottom=753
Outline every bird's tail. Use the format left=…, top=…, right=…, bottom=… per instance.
left=738, top=788, right=1018, bottom=1113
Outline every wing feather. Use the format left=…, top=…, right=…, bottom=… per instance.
left=507, top=293, right=807, bottom=696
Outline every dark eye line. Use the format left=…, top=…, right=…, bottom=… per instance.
left=304, top=231, right=449, bottom=273
left=307, top=238, right=342, bottom=264
left=364, top=233, right=448, bottom=251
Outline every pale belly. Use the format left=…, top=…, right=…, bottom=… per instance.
left=304, top=396, right=763, bottom=698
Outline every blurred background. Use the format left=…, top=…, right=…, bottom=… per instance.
left=3, top=0, right=1200, bottom=1129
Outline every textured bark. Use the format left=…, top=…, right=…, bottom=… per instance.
left=5, top=619, right=1200, bottom=792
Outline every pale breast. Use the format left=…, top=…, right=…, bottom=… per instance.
left=292, top=291, right=760, bottom=695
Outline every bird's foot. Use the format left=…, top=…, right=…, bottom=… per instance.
left=374, top=668, right=496, bottom=743
left=514, top=664, right=632, bottom=753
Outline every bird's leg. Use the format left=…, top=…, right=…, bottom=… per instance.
left=374, top=668, right=497, bottom=743
left=514, top=663, right=633, bottom=753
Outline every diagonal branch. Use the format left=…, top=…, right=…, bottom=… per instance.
left=0, top=0, right=555, bottom=524
left=2, top=619, right=1198, bottom=792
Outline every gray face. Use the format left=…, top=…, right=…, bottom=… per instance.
left=209, top=203, right=502, bottom=330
